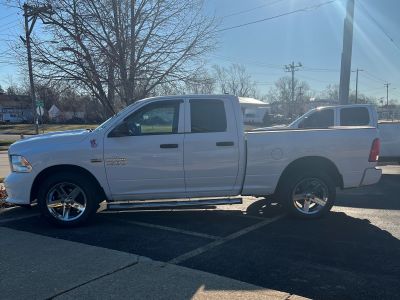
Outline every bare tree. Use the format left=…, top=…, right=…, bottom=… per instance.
left=148, top=68, right=215, bottom=96
left=321, top=84, right=339, bottom=102
left=20, top=0, right=216, bottom=116
left=320, top=84, right=377, bottom=104
left=213, top=64, right=257, bottom=97
left=267, top=76, right=310, bottom=116
left=184, top=69, right=215, bottom=94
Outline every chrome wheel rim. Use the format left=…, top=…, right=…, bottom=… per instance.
left=292, top=177, right=329, bottom=215
left=46, top=182, right=87, bottom=222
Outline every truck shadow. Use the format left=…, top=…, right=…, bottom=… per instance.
left=1, top=201, right=400, bottom=298
left=179, top=210, right=400, bottom=299
left=336, top=174, right=400, bottom=210
left=245, top=196, right=284, bottom=218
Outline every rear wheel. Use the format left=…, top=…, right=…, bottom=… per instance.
left=37, top=172, right=100, bottom=227
left=279, top=171, right=336, bottom=219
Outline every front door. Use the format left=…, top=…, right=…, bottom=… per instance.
left=104, top=100, right=185, bottom=200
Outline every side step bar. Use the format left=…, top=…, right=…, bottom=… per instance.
left=107, top=197, right=242, bottom=211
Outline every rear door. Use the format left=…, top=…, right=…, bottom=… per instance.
left=339, top=106, right=371, bottom=126
left=184, top=98, right=240, bottom=197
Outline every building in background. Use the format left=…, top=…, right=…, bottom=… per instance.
left=239, top=97, right=271, bottom=124
left=0, top=93, right=33, bottom=123
left=48, top=104, right=85, bottom=123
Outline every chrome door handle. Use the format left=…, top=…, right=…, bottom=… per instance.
left=160, top=144, right=178, bottom=148
left=216, top=141, right=234, bottom=146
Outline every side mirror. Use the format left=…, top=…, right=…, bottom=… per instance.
left=108, top=121, right=131, bottom=137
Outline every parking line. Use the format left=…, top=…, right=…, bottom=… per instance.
left=210, top=209, right=272, bottom=221
left=103, top=217, right=221, bottom=240
left=168, top=214, right=284, bottom=265
left=0, top=213, right=40, bottom=224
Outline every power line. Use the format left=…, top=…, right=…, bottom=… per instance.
left=362, top=86, right=387, bottom=93
left=211, top=54, right=283, bottom=69
left=216, top=0, right=337, bottom=32
left=0, top=13, right=15, bottom=21
left=0, top=18, right=19, bottom=28
left=211, top=54, right=341, bottom=73
left=298, top=74, right=335, bottom=84
left=362, top=70, right=386, bottom=83
left=222, top=0, right=286, bottom=19
left=302, top=67, right=339, bottom=72
left=358, top=1, right=400, bottom=52
left=254, top=81, right=275, bottom=86
left=0, top=23, right=21, bottom=32
left=0, top=61, right=17, bottom=64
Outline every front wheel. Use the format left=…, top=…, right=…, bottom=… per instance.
left=37, top=172, right=100, bottom=227
left=279, top=172, right=336, bottom=219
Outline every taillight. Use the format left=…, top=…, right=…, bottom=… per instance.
left=368, top=138, right=380, bottom=162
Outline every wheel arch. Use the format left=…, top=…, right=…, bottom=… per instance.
left=276, top=156, right=343, bottom=194
left=30, top=164, right=107, bottom=203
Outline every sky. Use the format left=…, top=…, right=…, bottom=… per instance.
left=0, top=0, right=399, bottom=101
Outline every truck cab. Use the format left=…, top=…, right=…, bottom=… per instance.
left=290, top=104, right=378, bottom=129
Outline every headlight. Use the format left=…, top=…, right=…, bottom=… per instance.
left=10, top=155, right=32, bottom=173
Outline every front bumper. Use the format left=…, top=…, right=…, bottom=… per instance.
left=3, top=172, right=35, bottom=205
left=360, top=167, right=382, bottom=186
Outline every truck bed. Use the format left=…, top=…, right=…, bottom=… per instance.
left=242, top=126, right=379, bottom=195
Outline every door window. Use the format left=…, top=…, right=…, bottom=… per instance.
left=298, top=109, right=334, bottom=129
left=110, top=101, right=180, bottom=136
left=340, top=107, right=370, bottom=126
left=190, top=99, right=227, bottom=133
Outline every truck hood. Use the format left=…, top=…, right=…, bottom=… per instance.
left=9, top=129, right=91, bottom=154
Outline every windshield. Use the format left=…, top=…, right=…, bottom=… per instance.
left=289, top=111, right=310, bottom=127
left=93, top=116, right=115, bottom=131
left=93, top=101, right=143, bottom=131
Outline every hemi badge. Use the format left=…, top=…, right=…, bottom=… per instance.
left=90, top=158, right=103, bottom=163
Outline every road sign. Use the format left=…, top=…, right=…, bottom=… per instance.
left=37, top=106, right=44, bottom=116
left=36, top=100, right=44, bottom=108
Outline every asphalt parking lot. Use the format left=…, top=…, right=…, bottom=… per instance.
left=1, top=165, right=400, bottom=299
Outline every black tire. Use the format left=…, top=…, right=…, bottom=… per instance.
left=278, top=171, right=336, bottom=219
left=37, top=172, right=101, bottom=227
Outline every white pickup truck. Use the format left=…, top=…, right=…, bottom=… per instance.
left=258, top=104, right=400, bottom=162
left=4, top=95, right=381, bottom=226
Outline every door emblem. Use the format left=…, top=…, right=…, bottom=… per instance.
left=90, top=139, right=98, bottom=148
left=106, top=158, right=128, bottom=166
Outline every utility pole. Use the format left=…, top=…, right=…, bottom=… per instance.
left=384, top=83, right=391, bottom=107
left=354, top=68, right=363, bottom=104
left=284, top=61, right=302, bottom=117
left=339, top=0, right=355, bottom=105
left=22, top=3, right=52, bottom=134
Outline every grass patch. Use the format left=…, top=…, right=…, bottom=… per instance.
left=0, top=123, right=98, bottom=135
left=0, top=140, right=15, bottom=147
left=0, top=140, right=15, bottom=151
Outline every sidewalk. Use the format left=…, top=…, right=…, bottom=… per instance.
left=0, top=209, right=307, bottom=300
left=0, top=151, right=10, bottom=179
